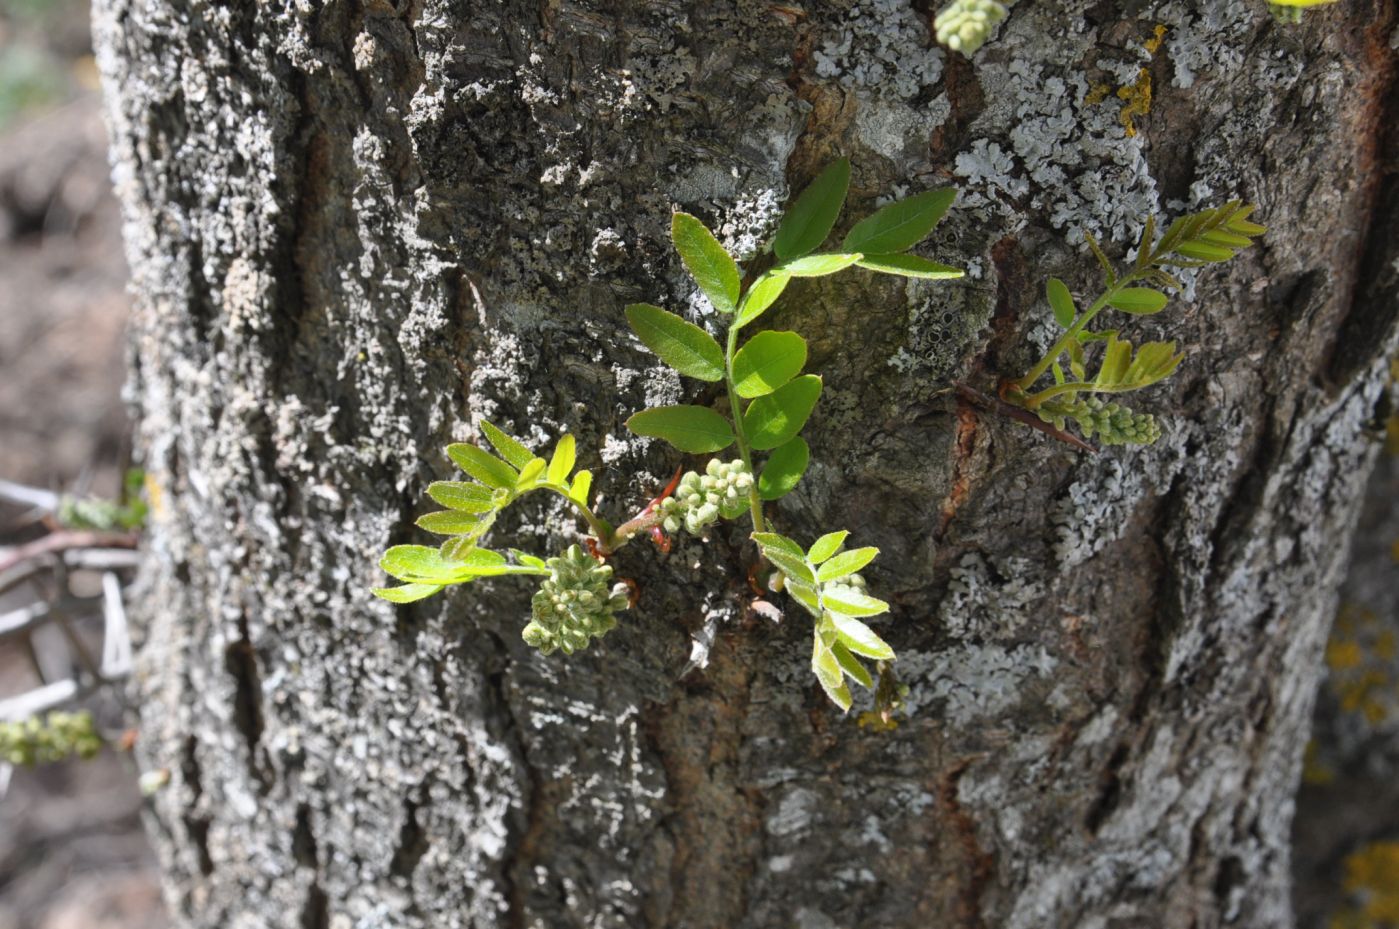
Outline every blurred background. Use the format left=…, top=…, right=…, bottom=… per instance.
left=0, top=2, right=1393, bottom=927
left=0, top=0, right=167, bottom=926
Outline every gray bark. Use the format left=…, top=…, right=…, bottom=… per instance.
left=93, top=1, right=1399, bottom=927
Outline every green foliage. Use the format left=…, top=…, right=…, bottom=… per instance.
left=375, top=163, right=964, bottom=711
left=752, top=531, right=890, bottom=711
left=1, top=710, right=102, bottom=766
left=1004, top=202, right=1264, bottom=448
left=56, top=469, right=148, bottom=532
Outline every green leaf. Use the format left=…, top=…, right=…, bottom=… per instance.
left=786, top=578, right=822, bottom=616
left=855, top=254, right=964, bottom=280
left=831, top=641, right=874, bottom=689
left=671, top=212, right=741, bottom=314
left=812, top=634, right=852, bottom=711
left=427, top=481, right=497, bottom=513
left=779, top=253, right=863, bottom=277
left=773, top=158, right=851, bottom=260
left=443, top=546, right=509, bottom=571
left=447, top=444, right=518, bottom=489
left=416, top=510, right=486, bottom=536
left=372, top=583, right=445, bottom=603
left=626, top=405, right=735, bottom=454
left=1107, top=288, right=1169, bottom=315
left=625, top=303, right=725, bottom=381
left=822, top=587, right=890, bottom=618
left=828, top=613, right=894, bottom=660
left=816, top=546, right=878, bottom=582
left=1173, top=241, right=1236, bottom=263
left=744, top=375, right=821, bottom=451
left=569, top=470, right=593, bottom=505
left=758, top=436, right=810, bottom=501
left=516, top=457, right=547, bottom=487
left=1085, top=232, right=1117, bottom=286
left=511, top=550, right=548, bottom=569
left=732, top=330, right=808, bottom=398
left=807, top=530, right=849, bottom=564
left=480, top=422, right=534, bottom=469
left=752, top=531, right=805, bottom=560
left=1047, top=277, right=1075, bottom=328
left=734, top=272, right=791, bottom=329
left=547, top=434, right=576, bottom=485
left=752, top=531, right=815, bottom=584
left=381, top=544, right=463, bottom=582
left=842, top=187, right=956, bottom=254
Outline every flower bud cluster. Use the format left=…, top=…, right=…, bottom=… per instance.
left=1073, top=397, right=1160, bottom=446
left=523, top=545, right=630, bottom=655
left=1038, top=396, right=1160, bottom=446
left=934, top=0, right=1010, bottom=55
left=657, top=459, right=753, bottom=536
left=1, top=710, right=103, bottom=766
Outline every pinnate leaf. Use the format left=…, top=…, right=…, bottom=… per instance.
left=626, top=405, right=735, bottom=454
left=732, top=330, right=807, bottom=398
left=672, top=213, right=741, bottom=314
left=774, top=159, right=851, bottom=260
left=625, top=303, right=724, bottom=381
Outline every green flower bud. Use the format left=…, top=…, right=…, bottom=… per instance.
left=934, top=0, right=1010, bottom=55
left=523, top=545, right=630, bottom=655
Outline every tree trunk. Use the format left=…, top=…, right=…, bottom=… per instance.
left=94, top=1, right=1398, bottom=927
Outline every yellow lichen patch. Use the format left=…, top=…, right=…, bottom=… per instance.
left=1116, top=69, right=1153, bottom=138
left=1143, top=24, right=1168, bottom=54
left=143, top=470, right=165, bottom=521
left=1326, top=604, right=1397, bottom=727
left=856, top=710, right=899, bottom=732
left=1302, top=740, right=1335, bottom=786
left=1331, top=842, right=1399, bottom=928
left=1083, top=83, right=1112, bottom=106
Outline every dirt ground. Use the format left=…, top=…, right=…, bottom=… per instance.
left=0, top=10, right=171, bottom=922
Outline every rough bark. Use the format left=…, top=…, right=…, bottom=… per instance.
left=94, top=1, right=1398, bottom=927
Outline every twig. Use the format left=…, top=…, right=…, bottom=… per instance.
left=0, top=530, right=138, bottom=575
left=954, top=383, right=1099, bottom=454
